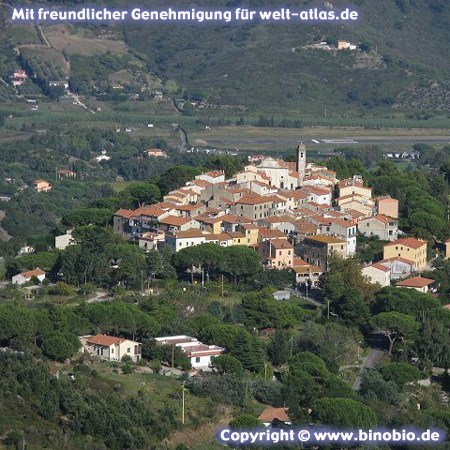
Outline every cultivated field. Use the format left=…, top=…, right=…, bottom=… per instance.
left=45, top=25, right=129, bottom=56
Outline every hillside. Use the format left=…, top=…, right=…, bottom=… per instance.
left=0, top=0, right=450, bottom=121
left=123, top=0, right=450, bottom=118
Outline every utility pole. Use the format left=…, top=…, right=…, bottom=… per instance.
left=221, top=274, right=224, bottom=297
left=327, top=300, right=330, bottom=319
left=447, top=195, right=450, bottom=221
left=181, top=381, right=187, bottom=424
left=171, top=345, right=175, bottom=371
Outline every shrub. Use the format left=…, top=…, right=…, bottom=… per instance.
left=122, top=364, right=133, bottom=374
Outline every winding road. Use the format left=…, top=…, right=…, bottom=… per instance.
left=352, top=349, right=385, bottom=390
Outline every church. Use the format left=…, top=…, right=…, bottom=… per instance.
left=255, top=142, right=307, bottom=190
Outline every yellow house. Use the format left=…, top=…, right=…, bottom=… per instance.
left=445, top=238, right=450, bottom=259
left=337, top=178, right=372, bottom=199
left=237, top=223, right=259, bottom=245
left=34, top=179, right=52, bottom=193
left=383, top=237, right=427, bottom=270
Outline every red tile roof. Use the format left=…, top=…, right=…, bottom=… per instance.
left=269, top=239, right=293, bottom=249
left=385, top=237, right=427, bottom=250
left=396, top=277, right=434, bottom=288
left=159, top=215, right=191, bottom=226
left=258, top=407, right=291, bottom=423
left=87, top=334, right=125, bottom=346
left=19, top=269, right=45, bottom=278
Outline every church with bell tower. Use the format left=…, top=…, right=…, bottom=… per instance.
left=296, top=142, right=306, bottom=183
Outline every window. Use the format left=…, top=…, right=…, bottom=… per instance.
left=111, top=348, right=114, bottom=354
left=195, top=357, right=200, bottom=363
left=127, top=348, right=131, bottom=353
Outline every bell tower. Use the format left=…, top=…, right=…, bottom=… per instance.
left=296, top=141, right=306, bottom=182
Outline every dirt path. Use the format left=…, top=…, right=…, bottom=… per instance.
left=0, top=210, right=12, bottom=241
left=163, top=415, right=231, bottom=449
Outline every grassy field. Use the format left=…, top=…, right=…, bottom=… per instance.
left=45, top=24, right=129, bottom=56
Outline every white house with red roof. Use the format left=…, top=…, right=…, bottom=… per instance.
left=12, top=268, right=46, bottom=285
left=377, top=257, right=415, bottom=280
left=395, top=276, right=436, bottom=293
left=80, top=334, right=142, bottom=362
left=155, top=335, right=224, bottom=369
left=362, top=263, right=391, bottom=287
left=258, top=407, right=292, bottom=427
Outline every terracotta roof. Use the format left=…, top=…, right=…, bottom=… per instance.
left=366, top=263, right=390, bottom=273
left=194, top=214, right=224, bottom=224
left=336, top=193, right=367, bottom=202
left=261, top=215, right=294, bottom=224
left=338, top=179, right=371, bottom=189
left=220, top=214, right=252, bottom=224
left=236, top=195, right=278, bottom=205
left=204, top=171, right=224, bottom=178
left=205, top=233, right=233, bottom=241
left=258, top=407, right=291, bottom=423
left=141, top=232, right=164, bottom=239
left=293, top=257, right=309, bottom=266
left=114, top=209, right=135, bottom=219
left=305, top=235, right=346, bottom=244
left=278, top=190, right=310, bottom=200
left=396, top=277, right=434, bottom=288
left=258, top=228, right=285, bottom=239
left=87, top=334, right=125, bottom=346
left=378, top=256, right=415, bottom=265
left=360, top=214, right=396, bottom=224
left=293, top=265, right=322, bottom=274
left=302, top=186, right=331, bottom=196
left=294, top=219, right=318, bottom=233
left=191, top=179, right=212, bottom=187
left=269, top=239, right=293, bottom=249
left=240, top=223, right=259, bottom=230
left=134, top=205, right=172, bottom=217
left=330, top=218, right=356, bottom=228
left=175, top=204, right=203, bottom=211
left=18, top=268, right=45, bottom=278
left=385, top=237, right=427, bottom=250
left=159, top=215, right=191, bottom=226
left=172, top=229, right=206, bottom=239
left=228, top=231, right=246, bottom=239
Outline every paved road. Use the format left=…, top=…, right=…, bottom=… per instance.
left=206, top=136, right=450, bottom=146
left=86, top=292, right=112, bottom=303
left=352, top=348, right=385, bottom=391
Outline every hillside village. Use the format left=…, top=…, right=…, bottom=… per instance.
left=110, top=144, right=433, bottom=291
